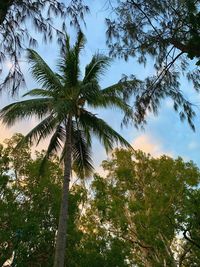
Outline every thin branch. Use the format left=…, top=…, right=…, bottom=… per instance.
left=183, top=229, right=200, bottom=249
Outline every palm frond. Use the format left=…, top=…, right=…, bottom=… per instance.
left=83, top=54, right=111, bottom=84
left=80, top=80, right=101, bottom=103
left=45, top=124, right=65, bottom=156
left=65, top=34, right=71, bottom=54
left=72, top=123, right=94, bottom=179
left=59, top=52, right=80, bottom=88
left=79, top=111, right=132, bottom=152
left=74, top=31, right=86, bottom=57
left=102, top=78, right=142, bottom=102
left=16, top=114, right=59, bottom=149
left=101, top=83, right=125, bottom=97
left=23, top=88, right=54, bottom=98
left=27, top=49, right=63, bottom=92
left=87, top=92, right=133, bottom=117
left=0, top=98, right=52, bottom=126
left=58, top=33, right=84, bottom=88
left=100, top=94, right=133, bottom=126
left=39, top=124, right=65, bottom=174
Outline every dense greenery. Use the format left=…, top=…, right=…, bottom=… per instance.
left=0, top=134, right=61, bottom=266
left=0, top=134, right=87, bottom=267
left=106, top=0, right=200, bottom=128
left=82, top=149, right=200, bottom=266
left=1, top=136, right=200, bottom=266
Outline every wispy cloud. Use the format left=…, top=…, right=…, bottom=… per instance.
left=132, top=133, right=173, bottom=157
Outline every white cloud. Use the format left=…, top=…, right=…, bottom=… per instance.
left=132, top=134, right=172, bottom=157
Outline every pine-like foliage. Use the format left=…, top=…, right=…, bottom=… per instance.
left=106, top=0, right=200, bottom=129
left=0, top=0, right=89, bottom=95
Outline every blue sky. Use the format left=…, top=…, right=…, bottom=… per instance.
left=1, top=0, right=200, bottom=171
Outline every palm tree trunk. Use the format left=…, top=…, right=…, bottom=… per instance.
left=53, top=117, right=72, bottom=267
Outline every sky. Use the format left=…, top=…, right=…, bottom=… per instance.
left=1, top=0, right=200, bottom=173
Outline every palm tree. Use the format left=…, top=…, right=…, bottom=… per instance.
left=0, top=32, right=133, bottom=267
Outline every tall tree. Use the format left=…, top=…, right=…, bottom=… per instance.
left=0, top=0, right=88, bottom=95
left=0, top=135, right=58, bottom=266
left=0, top=135, right=135, bottom=267
left=0, top=32, right=132, bottom=267
left=106, top=0, right=200, bottom=128
left=0, top=134, right=85, bottom=267
left=82, top=148, right=200, bottom=266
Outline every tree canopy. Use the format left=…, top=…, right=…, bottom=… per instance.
left=82, top=148, right=200, bottom=266
left=106, top=0, right=200, bottom=128
left=1, top=136, right=200, bottom=266
left=0, top=134, right=85, bottom=266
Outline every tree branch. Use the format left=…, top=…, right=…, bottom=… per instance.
left=183, top=229, right=200, bottom=249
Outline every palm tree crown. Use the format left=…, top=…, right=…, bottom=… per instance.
left=1, top=31, right=132, bottom=177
